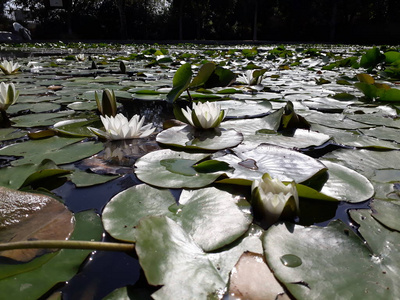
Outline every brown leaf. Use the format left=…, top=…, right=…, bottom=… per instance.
left=228, top=252, right=290, bottom=300
left=0, top=187, right=74, bottom=262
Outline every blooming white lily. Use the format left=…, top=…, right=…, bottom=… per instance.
left=251, top=173, right=299, bottom=226
left=181, top=101, right=226, bottom=129
left=89, top=113, right=155, bottom=140
left=0, top=82, right=19, bottom=111
left=0, top=60, right=21, bottom=75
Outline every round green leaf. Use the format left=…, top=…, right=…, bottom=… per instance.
left=218, top=100, right=272, bottom=118
left=176, top=187, right=252, bottom=251
left=135, top=149, right=223, bottom=188
left=156, top=125, right=243, bottom=151
left=0, top=136, right=104, bottom=166
left=263, top=216, right=400, bottom=300
left=102, top=184, right=176, bottom=242
left=135, top=216, right=226, bottom=300
left=216, top=144, right=327, bottom=183
left=319, top=160, right=374, bottom=202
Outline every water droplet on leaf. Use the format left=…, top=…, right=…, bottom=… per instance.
left=280, top=254, right=302, bottom=267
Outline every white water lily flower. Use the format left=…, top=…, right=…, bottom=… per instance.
left=75, top=54, right=85, bottom=61
left=251, top=173, right=299, bottom=226
left=237, top=70, right=255, bottom=85
left=0, top=82, right=19, bottom=111
left=181, top=101, right=226, bottom=129
left=237, top=69, right=266, bottom=86
left=89, top=113, right=155, bottom=140
left=0, top=59, right=21, bottom=75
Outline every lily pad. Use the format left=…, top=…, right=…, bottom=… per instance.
left=102, top=184, right=176, bottom=242
left=0, top=159, right=71, bottom=190
left=135, top=216, right=226, bottom=300
left=69, top=168, right=120, bottom=187
left=156, top=125, right=243, bottom=151
left=0, top=128, right=27, bottom=142
left=318, top=160, right=375, bottom=202
left=0, top=210, right=103, bottom=299
left=134, top=149, right=224, bottom=188
left=0, top=187, right=74, bottom=262
left=218, top=100, right=272, bottom=118
left=0, top=136, right=104, bottom=167
left=244, top=129, right=331, bottom=150
left=263, top=213, right=400, bottom=300
left=53, top=119, right=100, bottom=137
left=216, top=144, right=327, bottom=184
left=10, top=111, right=74, bottom=128
left=103, top=185, right=252, bottom=251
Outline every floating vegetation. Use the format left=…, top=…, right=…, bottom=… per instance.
left=0, top=43, right=399, bottom=299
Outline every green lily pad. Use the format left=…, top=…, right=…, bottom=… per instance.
left=135, top=216, right=226, bottom=300
left=216, top=144, right=327, bottom=184
left=7, top=102, right=61, bottom=114
left=245, top=129, right=331, bottom=150
left=67, top=101, right=98, bottom=111
left=0, top=159, right=71, bottom=190
left=102, top=184, right=176, bottom=242
left=370, top=199, right=400, bottom=232
left=360, top=126, right=400, bottom=143
left=218, top=100, right=272, bottom=118
left=323, top=148, right=400, bottom=178
left=0, top=136, right=104, bottom=167
left=103, top=185, right=252, bottom=252
left=174, top=187, right=252, bottom=251
left=0, top=128, right=27, bottom=141
left=319, top=160, right=374, bottom=202
left=156, top=125, right=243, bottom=151
left=69, top=168, right=119, bottom=187
left=10, top=111, right=75, bottom=128
left=134, top=149, right=224, bottom=188
left=263, top=211, right=400, bottom=300
left=53, top=119, right=100, bottom=137
left=347, top=114, right=400, bottom=129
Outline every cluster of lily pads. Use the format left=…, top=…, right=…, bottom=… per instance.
left=0, top=43, right=400, bottom=299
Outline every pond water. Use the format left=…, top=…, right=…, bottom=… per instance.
left=1, top=43, right=399, bottom=299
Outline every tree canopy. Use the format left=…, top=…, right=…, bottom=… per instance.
left=2, top=0, right=400, bottom=44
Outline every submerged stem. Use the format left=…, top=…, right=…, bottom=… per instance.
left=0, top=240, right=135, bottom=252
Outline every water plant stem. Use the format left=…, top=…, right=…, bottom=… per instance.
left=0, top=240, right=135, bottom=252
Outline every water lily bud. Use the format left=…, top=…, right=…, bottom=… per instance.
left=181, top=101, right=226, bottom=129
left=0, top=82, right=19, bottom=111
left=251, top=173, right=299, bottom=227
left=95, top=89, right=117, bottom=117
left=88, top=113, right=155, bottom=140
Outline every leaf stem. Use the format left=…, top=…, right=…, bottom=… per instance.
left=186, top=88, right=193, bottom=102
left=0, top=240, right=135, bottom=252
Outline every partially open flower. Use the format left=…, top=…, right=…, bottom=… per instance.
left=237, top=69, right=266, bottom=86
left=251, top=173, right=299, bottom=227
left=89, top=113, right=155, bottom=140
left=0, top=82, right=19, bottom=111
left=75, top=54, right=85, bottom=61
left=181, top=101, right=226, bottom=129
left=0, top=60, right=21, bottom=75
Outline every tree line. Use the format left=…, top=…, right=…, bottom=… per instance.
left=2, top=0, right=400, bottom=44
